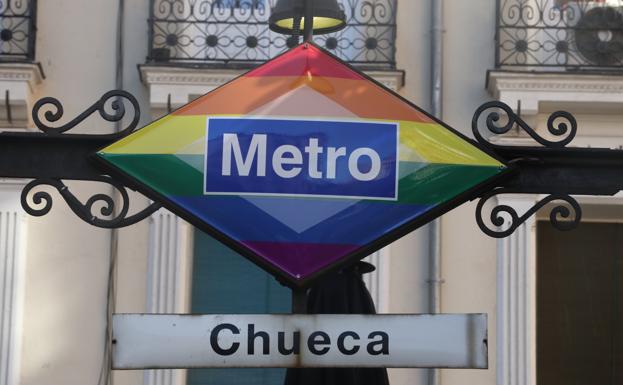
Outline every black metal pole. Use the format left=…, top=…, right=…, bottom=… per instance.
left=291, top=0, right=314, bottom=314
left=291, top=288, right=307, bottom=314
left=303, top=0, right=314, bottom=43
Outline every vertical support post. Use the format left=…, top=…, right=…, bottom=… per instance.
left=291, top=288, right=307, bottom=314
left=303, top=0, right=314, bottom=43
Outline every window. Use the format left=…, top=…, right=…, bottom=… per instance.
left=537, top=221, right=623, bottom=385
left=187, top=230, right=291, bottom=385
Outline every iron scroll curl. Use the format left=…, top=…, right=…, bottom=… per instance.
left=475, top=189, right=582, bottom=238
left=472, top=101, right=577, bottom=148
left=21, top=177, right=162, bottom=229
left=32, top=90, right=140, bottom=137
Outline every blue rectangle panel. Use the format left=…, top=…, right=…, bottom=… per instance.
left=205, top=118, right=398, bottom=200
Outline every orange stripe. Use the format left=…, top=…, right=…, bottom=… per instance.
left=320, top=77, right=433, bottom=123
left=174, top=75, right=433, bottom=123
left=173, top=75, right=301, bottom=116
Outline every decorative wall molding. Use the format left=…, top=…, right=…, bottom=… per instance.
left=0, top=179, right=27, bottom=385
left=0, top=64, right=43, bottom=88
left=140, top=66, right=242, bottom=86
left=496, top=195, right=537, bottom=385
left=144, top=208, right=193, bottom=385
left=0, top=63, right=44, bottom=129
left=487, top=71, right=623, bottom=118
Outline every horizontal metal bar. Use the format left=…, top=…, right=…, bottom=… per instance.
left=495, top=146, right=623, bottom=196
left=0, top=132, right=114, bottom=181
left=3, top=131, right=623, bottom=197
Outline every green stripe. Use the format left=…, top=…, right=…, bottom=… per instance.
left=397, top=163, right=500, bottom=204
left=99, top=153, right=204, bottom=196
left=98, top=153, right=502, bottom=204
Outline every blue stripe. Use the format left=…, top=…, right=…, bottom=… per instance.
left=172, top=195, right=433, bottom=245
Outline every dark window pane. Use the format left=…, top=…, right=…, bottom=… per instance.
left=188, top=230, right=291, bottom=385
left=537, top=222, right=623, bottom=385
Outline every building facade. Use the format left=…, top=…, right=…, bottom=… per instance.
left=0, top=0, right=622, bottom=385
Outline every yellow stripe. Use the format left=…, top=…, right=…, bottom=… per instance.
left=101, top=115, right=207, bottom=154
left=101, top=114, right=502, bottom=168
left=399, top=121, right=503, bottom=166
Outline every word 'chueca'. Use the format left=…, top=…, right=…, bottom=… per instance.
left=209, top=323, right=390, bottom=357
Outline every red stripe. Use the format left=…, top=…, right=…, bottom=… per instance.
left=245, top=44, right=364, bottom=80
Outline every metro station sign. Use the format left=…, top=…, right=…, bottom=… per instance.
left=95, top=43, right=508, bottom=287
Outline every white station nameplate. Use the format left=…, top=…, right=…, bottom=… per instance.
left=113, top=314, right=487, bottom=369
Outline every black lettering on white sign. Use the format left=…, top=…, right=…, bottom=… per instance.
left=208, top=323, right=390, bottom=357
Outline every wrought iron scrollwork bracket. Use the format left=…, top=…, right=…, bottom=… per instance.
left=471, top=100, right=623, bottom=238
left=17, top=90, right=162, bottom=229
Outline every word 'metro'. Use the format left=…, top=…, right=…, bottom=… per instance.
left=205, top=118, right=399, bottom=200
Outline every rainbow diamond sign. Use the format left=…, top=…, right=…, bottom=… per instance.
left=95, top=44, right=507, bottom=287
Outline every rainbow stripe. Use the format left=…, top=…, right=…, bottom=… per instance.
left=97, top=44, right=505, bottom=281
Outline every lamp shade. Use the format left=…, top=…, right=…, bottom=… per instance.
left=269, top=0, right=347, bottom=35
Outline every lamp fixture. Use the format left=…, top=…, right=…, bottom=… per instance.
left=269, top=0, right=347, bottom=36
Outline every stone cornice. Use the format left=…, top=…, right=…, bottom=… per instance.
left=488, top=71, right=623, bottom=97
left=487, top=70, right=623, bottom=120
left=0, top=63, right=44, bottom=129
left=0, top=63, right=44, bottom=91
left=139, top=66, right=243, bottom=87
left=140, top=66, right=405, bottom=91
left=364, top=69, right=405, bottom=91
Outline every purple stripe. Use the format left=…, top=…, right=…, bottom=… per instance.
left=242, top=241, right=360, bottom=279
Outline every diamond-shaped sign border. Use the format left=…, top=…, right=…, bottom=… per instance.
left=92, top=43, right=513, bottom=288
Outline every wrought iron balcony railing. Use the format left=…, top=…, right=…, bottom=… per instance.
left=148, top=0, right=397, bottom=69
left=496, top=0, right=623, bottom=70
left=0, top=0, right=36, bottom=61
